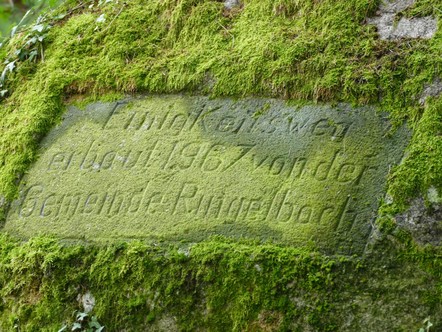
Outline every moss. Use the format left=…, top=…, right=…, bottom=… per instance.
left=0, top=0, right=440, bottom=204
left=0, top=0, right=441, bottom=329
left=0, top=234, right=440, bottom=331
left=388, top=97, right=442, bottom=208
left=403, top=0, right=442, bottom=18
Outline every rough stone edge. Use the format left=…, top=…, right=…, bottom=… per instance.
left=367, top=0, right=438, bottom=40
left=224, top=0, right=241, bottom=10
left=394, top=193, right=442, bottom=246
left=419, top=78, right=442, bottom=105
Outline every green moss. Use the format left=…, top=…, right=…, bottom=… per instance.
left=388, top=97, right=442, bottom=208
left=0, top=0, right=440, bottom=204
left=0, top=0, right=441, bottom=329
left=403, top=0, right=442, bottom=18
left=0, top=234, right=440, bottom=331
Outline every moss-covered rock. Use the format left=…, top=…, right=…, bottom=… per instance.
left=0, top=235, right=440, bottom=331
left=4, top=96, right=409, bottom=255
left=0, top=0, right=441, bottom=330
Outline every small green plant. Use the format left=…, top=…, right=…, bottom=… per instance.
left=418, top=317, right=433, bottom=332
left=0, top=0, right=122, bottom=100
left=0, top=11, right=54, bottom=99
left=58, top=311, right=104, bottom=332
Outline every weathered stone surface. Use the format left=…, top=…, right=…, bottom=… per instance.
left=78, top=292, right=96, bottom=314
left=369, top=15, right=437, bottom=40
left=224, top=0, right=240, bottom=10
left=419, top=78, right=442, bottom=105
left=379, top=0, right=416, bottom=14
left=368, top=0, right=437, bottom=40
left=4, top=95, right=409, bottom=254
left=396, top=196, right=442, bottom=246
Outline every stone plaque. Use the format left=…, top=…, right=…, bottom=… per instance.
left=4, top=95, right=409, bottom=253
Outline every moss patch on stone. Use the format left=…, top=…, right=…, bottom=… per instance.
left=0, top=234, right=440, bottom=331
left=0, top=0, right=440, bottom=206
left=0, top=0, right=441, bottom=329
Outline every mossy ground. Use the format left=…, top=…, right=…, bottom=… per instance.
left=0, top=0, right=441, bottom=330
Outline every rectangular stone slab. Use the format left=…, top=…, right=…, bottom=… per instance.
left=4, top=95, right=409, bottom=254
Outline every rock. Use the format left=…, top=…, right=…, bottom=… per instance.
left=78, top=291, right=96, bottom=313
left=367, top=0, right=438, bottom=40
left=224, top=0, right=240, bottom=10
left=419, top=79, right=442, bottom=105
left=3, top=96, right=410, bottom=255
left=395, top=197, right=442, bottom=246
left=379, top=0, right=416, bottom=14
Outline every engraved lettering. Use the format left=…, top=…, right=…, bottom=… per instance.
left=162, top=141, right=180, bottom=170
left=312, top=119, right=331, bottom=136
left=261, top=116, right=278, bottom=134
left=80, top=141, right=98, bottom=170
left=334, top=196, right=353, bottom=232
left=126, top=110, right=170, bottom=131
left=84, top=194, right=99, bottom=214
left=275, top=190, right=295, bottom=222
left=102, top=103, right=120, bottom=129
left=288, top=118, right=309, bottom=133
left=244, top=199, right=262, bottom=219
left=100, top=151, right=117, bottom=170
left=212, top=194, right=226, bottom=219
left=332, top=122, right=352, bottom=141
left=127, top=189, right=146, bottom=214
left=40, top=194, right=56, bottom=217
left=225, top=197, right=243, bottom=221
left=140, top=140, right=160, bottom=169
left=216, top=116, right=236, bottom=132
left=269, top=156, right=286, bottom=176
left=19, top=185, right=43, bottom=217
left=251, top=154, right=268, bottom=172
left=109, top=192, right=125, bottom=215
left=48, top=152, right=75, bottom=171
left=201, top=144, right=224, bottom=172
left=317, top=206, right=335, bottom=224
left=312, top=150, right=339, bottom=181
left=58, top=193, right=81, bottom=219
left=96, top=192, right=114, bottom=215
left=122, top=150, right=143, bottom=169
left=222, top=144, right=255, bottom=171
left=312, top=119, right=352, bottom=142
left=172, top=182, right=198, bottom=215
left=123, top=112, right=137, bottom=130
left=143, top=192, right=164, bottom=214
left=187, top=107, right=205, bottom=132
left=177, top=142, right=203, bottom=170
left=168, top=113, right=188, bottom=135
left=297, top=205, right=313, bottom=224
left=6, top=96, right=404, bottom=256
left=288, top=158, right=307, bottom=179
left=264, top=190, right=281, bottom=221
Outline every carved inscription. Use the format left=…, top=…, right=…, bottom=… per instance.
left=5, top=96, right=409, bottom=253
left=46, top=143, right=375, bottom=183
left=19, top=183, right=362, bottom=232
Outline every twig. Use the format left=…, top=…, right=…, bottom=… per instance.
left=102, top=3, right=126, bottom=33
left=217, top=21, right=235, bottom=45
